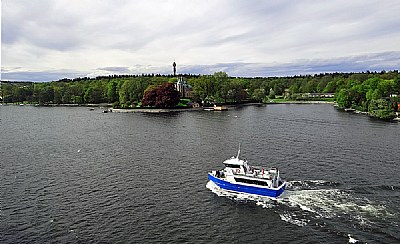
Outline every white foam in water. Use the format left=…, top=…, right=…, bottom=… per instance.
left=207, top=179, right=395, bottom=232
left=279, top=212, right=309, bottom=227
left=285, top=189, right=343, bottom=218
left=347, top=234, right=359, bottom=243
left=281, top=187, right=396, bottom=232
left=286, top=180, right=339, bottom=191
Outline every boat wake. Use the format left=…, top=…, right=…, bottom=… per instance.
left=207, top=180, right=399, bottom=242
left=286, top=179, right=341, bottom=190
left=281, top=180, right=395, bottom=225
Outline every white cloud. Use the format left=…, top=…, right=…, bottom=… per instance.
left=2, top=0, right=400, bottom=81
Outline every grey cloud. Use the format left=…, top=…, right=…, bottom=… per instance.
left=181, top=51, right=400, bottom=77
left=1, top=20, right=21, bottom=44
left=1, top=70, right=86, bottom=82
left=97, top=67, right=131, bottom=73
left=2, top=51, right=399, bottom=82
left=2, top=0, right=400, bottom=80
left=2, top=0, right=84, bottom=51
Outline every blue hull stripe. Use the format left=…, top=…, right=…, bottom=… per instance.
left=208, top=173, right=285, bottom=198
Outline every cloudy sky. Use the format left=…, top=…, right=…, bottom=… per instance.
left=2, top=0, right=400, bottom=81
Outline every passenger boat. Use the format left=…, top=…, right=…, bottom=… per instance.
left=208, top=149, right=286, bottom=198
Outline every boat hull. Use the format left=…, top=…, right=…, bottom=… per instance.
left=208, top=173, right=285, bottom=198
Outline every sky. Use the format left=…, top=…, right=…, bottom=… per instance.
left=1, top=0, right=400, bottom=82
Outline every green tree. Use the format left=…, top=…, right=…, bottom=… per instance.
left=62, top=86, right=72, bottom=104
left=214, top=72, right=229, bottom=102
left=72, top=95, right=83, bottom=104
left=377, top=79, right=395, bottom=97
left=247, top=79, right=263, bottom=97
left=251, top=88, right=265, bottom=102
left=368, top=99, right=396, bottom=120
left=394, top=77, right=400, bottom=94
left=366, top=89, right=381, bottom=102
left=107, top=80, right=118, bottom=103
left=119, top=77, right=149, bottom=105
left=53, top=86, right=63, bottom=104
left=323, top=80, right=336, bottom=93
left=84, top=85, right=104, bottom=103
left=69, top=84, right=84, bottom=104
left=191, top=75, right=216, bottom=101
left=363, top=77, right=380, bottom=91
left=229, top=79, right=247, bottom=102
left=1, top=82, right=13, bottom=103
left=269, top=88, right=276, bottom=99
left=335, top=89, right=351, bottom=108
left=34, top=85, right=54, bottom=104
left=12, top=86, right=23, bottom=103
left=304, top=78, right=319, bottom=93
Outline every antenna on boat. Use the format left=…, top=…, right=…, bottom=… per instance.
left=236, top=143, right=241, bottom=159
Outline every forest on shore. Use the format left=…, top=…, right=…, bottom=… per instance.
left=1, top=70, right=399, bottom=119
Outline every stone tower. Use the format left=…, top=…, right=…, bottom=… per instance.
left=173, top=62, right=176, bottom=76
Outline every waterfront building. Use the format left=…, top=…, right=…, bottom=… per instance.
left=175, top=77, right=193, bottom=98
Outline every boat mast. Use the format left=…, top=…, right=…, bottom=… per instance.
left=236, top=143, right=241, bottom=159
left=0, top=80, right=2, bottom=104
left=277, top=170, right=280, bottom=187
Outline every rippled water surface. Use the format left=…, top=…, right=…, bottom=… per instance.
left=1, top=104, right=399, bottom=243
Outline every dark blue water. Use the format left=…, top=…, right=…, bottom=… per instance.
left=1, top=104, right=399, bottom=243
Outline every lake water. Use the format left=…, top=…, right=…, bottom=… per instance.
left=1, top=104, right=399, bottom=243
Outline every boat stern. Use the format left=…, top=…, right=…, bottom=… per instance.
left=275, top=181, right=286, bottom=198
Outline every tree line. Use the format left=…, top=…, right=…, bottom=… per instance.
left=1, top=70, right=399, bottom=118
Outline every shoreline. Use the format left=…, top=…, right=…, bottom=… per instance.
left=3, top=100, right=334, bottom=108
left=265, top=101, right=335, bottom=104
left=111, top=107, right=203, bottom=113
left=4, top=102, right=398, bottom=121
left=110, top=101, right=335, bottom=113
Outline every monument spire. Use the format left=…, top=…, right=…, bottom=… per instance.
left=173, top=61, right=176, bottom=76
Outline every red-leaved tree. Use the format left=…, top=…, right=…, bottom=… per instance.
left=142, top=87, right=158, bottom=107
left=142, top=83, right=180, bottom=108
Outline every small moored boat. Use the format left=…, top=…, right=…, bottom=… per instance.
left=213, top=105, right=227, bottom=111
left=208, top=148, right=286, bottom=198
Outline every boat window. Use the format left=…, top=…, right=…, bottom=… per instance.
left=224, top=164, right=241, bottom=169
left=234, top=177, right=270, bottom=186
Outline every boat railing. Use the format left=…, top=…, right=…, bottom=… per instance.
left=230, top=168, right=274, bottom=180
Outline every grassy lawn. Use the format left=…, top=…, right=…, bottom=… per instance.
left=265, top=98, right=287, bottom=103
left=177, top=98, right=192, bottom=107
left=264, top=97, right=335, bottom=103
